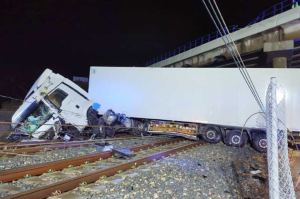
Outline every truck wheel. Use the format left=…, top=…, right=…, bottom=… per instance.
left=87, top=106, right=99, bottom=126
left=202, top=126, right=222, bottom=143
left=225, top=130, right=248, bottom=147
left=251, top=132, right=267, bottom=153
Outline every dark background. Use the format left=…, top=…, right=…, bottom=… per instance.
left=0, top=0, right=280, bottom=98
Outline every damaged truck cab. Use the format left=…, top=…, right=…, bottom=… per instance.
left=10, top=69, right=95, bottom=140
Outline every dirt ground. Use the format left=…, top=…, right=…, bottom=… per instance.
left=290, top=150, right=300, bottom=198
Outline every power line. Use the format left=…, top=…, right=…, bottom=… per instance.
left=210, top=0, right=265, bottom=110
left=201, top=0, right=265, bottom=113
left=0, top=94, right=24, bottom=102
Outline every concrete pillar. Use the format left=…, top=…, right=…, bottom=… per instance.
left=264, top=40, right=293, bottom=68
left=272, top=57, right=287, bottom=68
left=264, top=40, right=294, bottom=52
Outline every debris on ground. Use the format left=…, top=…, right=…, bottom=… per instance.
left=232, top=152, right=268, bottom=199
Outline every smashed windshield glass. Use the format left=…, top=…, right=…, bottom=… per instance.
left=18, top=102, right=52, bottom=135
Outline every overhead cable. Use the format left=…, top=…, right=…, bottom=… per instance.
left=201, top=0, right=265, bottom=112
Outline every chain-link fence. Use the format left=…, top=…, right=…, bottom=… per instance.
left=266, top=77, right=295, bottom=199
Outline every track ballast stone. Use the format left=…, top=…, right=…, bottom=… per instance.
left=50, top=143, right=267, bottom=199
left=0, top=136, right=170, bottom=170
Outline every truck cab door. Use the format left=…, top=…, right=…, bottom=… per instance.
left=46, top=84, right=91, bottom=130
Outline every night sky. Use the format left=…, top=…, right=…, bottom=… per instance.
left=0, top=0, right=280, bottom=98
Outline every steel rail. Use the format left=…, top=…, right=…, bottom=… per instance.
left=0, top=139, right=182, bottom=182
left=0, top=140, right=87, bottom=150
left=0, top=136, right=157, bottom=156
left=2, top=141, right=201, bottom=199
left=0, top=142, right=95, bottom=156
left=0, top=135, right=164, bottom=150
left=0, top=136, right=131, bottom=150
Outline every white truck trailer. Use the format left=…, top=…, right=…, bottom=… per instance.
left=89, top=67, right=300, bottom=152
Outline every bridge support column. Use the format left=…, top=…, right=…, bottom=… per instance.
left=264, top=40, right=294, bottom=68
left=272, top=57, right=287, bottom=68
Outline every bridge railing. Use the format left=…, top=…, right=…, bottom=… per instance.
left=145, top=0, right=294, bottom=66
left=247, top=0, right=292, bottom=25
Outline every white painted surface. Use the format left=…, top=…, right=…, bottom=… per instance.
left=89, top=67, right=300, bottom=131
left=12, top=69, right=93, bottom=135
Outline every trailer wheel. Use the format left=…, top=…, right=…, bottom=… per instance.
left=251, top=132, right=267, bottom=153
left=202, top=126, right=222, bottom=143
left=225, top=130, right=248, bottom=147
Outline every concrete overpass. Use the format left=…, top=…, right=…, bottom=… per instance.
left=147, top=4, right=300, bottom=68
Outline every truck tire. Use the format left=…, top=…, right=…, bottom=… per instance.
left=201, top=126, right=222, bottom=143
left=225, top=130, right=248, bottom=147
left=87, top=107, right=99, bottom=126
left=251, top=132, right=267, bottom=153
left=87, top=106, right=100, bottom=137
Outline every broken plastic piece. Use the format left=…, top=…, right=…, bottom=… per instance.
left=63, top=134, right=71, bottom=141
left=250, top=170, right=262, bottom=175
left=95, top=142, right=113, bottom=152
left=112, top=148, right=135, bottom=158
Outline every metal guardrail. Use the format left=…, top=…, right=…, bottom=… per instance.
left=247, top=0, right=293, bottom=25
left=145, top=0, right=295, bottom=66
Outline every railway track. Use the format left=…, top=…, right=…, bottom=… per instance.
left=0, top=136, right=161, bottom=157
left=0, top=140, right=89, bottom=150
left=0, top=138, right=181, bottom=182
left=0, top=139, right=202, bottom=199
left=0, top=133, right=137, bottom=150
left=0, top=141, right=94, bottom=157
left=0, top=136, right=174, bottom=171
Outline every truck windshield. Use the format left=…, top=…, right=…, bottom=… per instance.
left=18, top=102, right=52, bottom=134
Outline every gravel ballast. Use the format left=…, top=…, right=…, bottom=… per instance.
left=0, top=136, right=171, bottom=170
left=50, top=143, right=267, bottom=199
